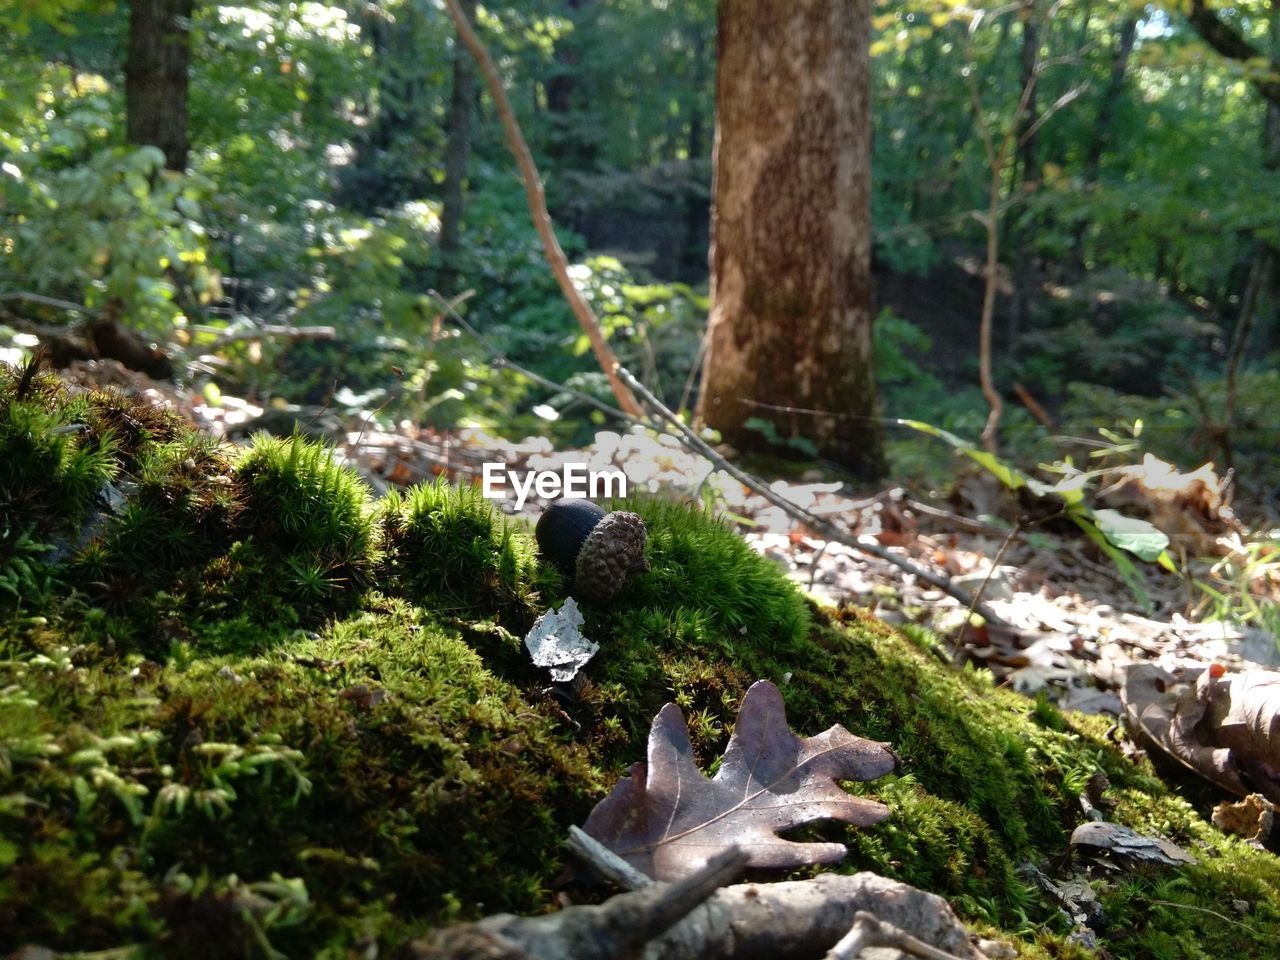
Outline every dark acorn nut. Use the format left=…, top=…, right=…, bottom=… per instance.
left=535, top=498, right=650, bottom=604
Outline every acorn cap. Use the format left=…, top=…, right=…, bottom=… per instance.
left=574, top=510, right=649, bottom=604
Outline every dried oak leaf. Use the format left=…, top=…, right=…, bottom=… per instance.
left=1121, top=664, right=1280, bottom=804
left=582, top=679, right=899, bottom=881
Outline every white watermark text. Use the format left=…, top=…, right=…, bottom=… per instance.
left=482, top=463, right=627, bottom=510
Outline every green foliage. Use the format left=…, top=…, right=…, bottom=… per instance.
left=1011, top=271, right=1219, bottom=398
left=1196, top=536, right=1280, bottom=644
left=0, top=526, right=55, bottom=610
left=2, top=111, right=216, bottom=331
left=899, top=418, right=1178, bottom=609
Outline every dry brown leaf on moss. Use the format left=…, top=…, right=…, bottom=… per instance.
left=582, top=679, right=899, bottom=882
left=1121, top=664, right=1280, bottom=804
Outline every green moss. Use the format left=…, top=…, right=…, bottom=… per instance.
left=0, top=366, right=118, bottom=537
left=0, top=600, right=597, bottom=955
left=377, top=476, right=540, bottom=625
left=234, top=433, right=377, bottom=609
left=4, top=375, right=1280, bottom=958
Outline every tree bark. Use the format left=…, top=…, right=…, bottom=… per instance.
left=439, top=0, right=477, bottom=283
left=1007, top=5, right=1039, bottom=348
left=125, top=0, right=195, bottom=171
left=698, top=0, right=885, bottom=478
left=1187, top=0, right=1280, bottom=109
left=1071, top=16, right=1137, bottom=273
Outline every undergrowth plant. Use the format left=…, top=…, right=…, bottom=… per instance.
left=899, top=418, right=1177, bottom=610
left=1195, top=534, right=1280, bottom=645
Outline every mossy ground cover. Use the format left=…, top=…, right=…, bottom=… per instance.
left=1, top=366, right=1278, bottom=958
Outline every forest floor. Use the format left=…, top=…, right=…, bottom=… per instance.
left=65, top=352, right=1280, bottom=729
left=11, top=356, right=1279, bottom=959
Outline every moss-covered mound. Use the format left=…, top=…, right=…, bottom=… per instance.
left=2, top=368, right=1279, bottom=959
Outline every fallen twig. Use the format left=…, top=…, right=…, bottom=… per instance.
left=825, top=910, right=971, bottom=960
left=614, top=365, right=1014, bottom=630
left=904, top=497, right=1013, bottom=537
left=566, top=824, right=654, bottom=891
left=417, top=846, right=747, bottom=960
left=417, top=867, right=980, bottom=960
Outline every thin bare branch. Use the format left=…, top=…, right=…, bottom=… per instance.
left=440, top=0, right=642, bottom=417
left=0, top=291, right=88, bottom=313
left=614, top=365, right=1014, bottom=629
left=1019, top=83, right=1088, bottom=147
left=825, top=910, right=971, bottom=960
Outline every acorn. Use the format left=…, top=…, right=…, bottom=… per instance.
left=536, top=499, right=650, bottom=604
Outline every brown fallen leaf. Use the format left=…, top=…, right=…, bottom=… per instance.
left=582, top=679, right=898, bottom=881
left=1120, top=664, right=1280, bottom=804
left=1212, top=793, right=1276, bottom=847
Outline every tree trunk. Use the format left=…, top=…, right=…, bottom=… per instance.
left=1007, top=6, right=1039, bottom=348
left=125, top=0, right=194, bottom=171
left=439, top=0, right=478, bottom=284
left=1071, top=16, right=1137, bottom=272
left=698, top=0, right=884, bottom=478
left=546, top=0, right=595, bottom=168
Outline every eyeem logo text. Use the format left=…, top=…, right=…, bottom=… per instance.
left=482, top=463, right=627, bottom=510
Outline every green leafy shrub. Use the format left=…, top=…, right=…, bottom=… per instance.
left=3, top=130, right=216, bottom=333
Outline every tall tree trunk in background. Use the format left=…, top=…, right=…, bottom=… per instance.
left=1223, top=8, right=1280, bottom=466
left=1007, top=3, right=1038, bottom=347
left=546, top=0, right=596, bottom=168
left=125, top=0, right=194, bottom=171
left=679, top=23, right=711, bottom=281
left=439, top=0, right=477, bottom=285
left=1072, top=16, right=1137, bottom=273
left=698, top=0, right=885, bottom=478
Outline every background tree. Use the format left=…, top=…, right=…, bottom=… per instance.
left=439, top=0, right=478, bottom=284
left=125, top=0, right=194, bottom=171
left=698, top=0, right=885, bottom=478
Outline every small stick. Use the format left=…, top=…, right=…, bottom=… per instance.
left=904, top=497, right=1013, bottom=536
left=953, top=518, right=1023, bottom=657
left=0, top=291, right=88, bottom=313
left=566, top=825, right=654, bottom=891
left=825, top=910, right=971, bottom=960
left=1012, top=382, right=1056, bottom=431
